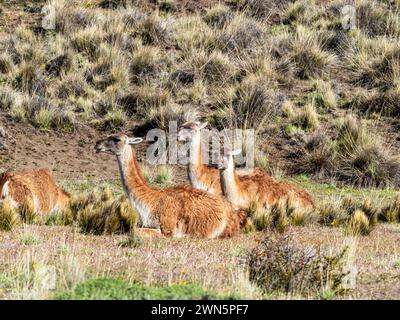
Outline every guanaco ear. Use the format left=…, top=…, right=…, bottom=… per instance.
left=199, top=122, right=208, bottom=129
left=228, top=149, right=242, bottom=156
left=126, top=137, right=143, bottom=145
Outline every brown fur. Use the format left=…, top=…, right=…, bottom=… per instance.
left=220, top=154, right=315, bottom=210
left=234, top=171, right=315, bottom=209
left=138, top=228, right=162, bottom=236
left=95, top=135, right=245, bottom=239
left=0, top=168, right=71, bottom=214
left=178, top=121, right=252, bottom=196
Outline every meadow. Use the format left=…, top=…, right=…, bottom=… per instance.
left=0, top=0, right=400, bottom=300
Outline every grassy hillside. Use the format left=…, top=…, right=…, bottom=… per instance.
left=1, top=0, right=400, bottom=188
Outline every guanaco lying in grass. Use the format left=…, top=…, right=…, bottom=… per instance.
left=0, top=168, right=71, bottom=214
left=218, top=150, right=315, bottom=209
left=95, top=134, right=246, bottom=238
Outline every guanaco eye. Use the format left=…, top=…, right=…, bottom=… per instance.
left=112, top=137, right=121, bottom=142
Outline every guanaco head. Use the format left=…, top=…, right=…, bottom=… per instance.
left=95, top=134, right=143, bottom=156
left=218, top=149, right=242, bottom=170
left=178, top=121, right=208, bottom=142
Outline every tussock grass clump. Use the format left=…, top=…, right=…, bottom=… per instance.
left=218, top=14, right=265, bottom=55
left=335, top=115, right=400, bottom=187
left=0, top=52, right=15, bottom=74
left=310, top=79, right=337, bottom=110
left=245, top=193, right=317, bottom=233
left=203, top=5, right=234, bottom=29
left=284, top=102, right=319, bottom=131
left=13, top=62, right=47, bottom=95
left=316, top=197, right=378, bottom=234
left=70, top=27, right=103, bottom=60
left=224, top=75, right=283, bottom=133
left=345, top=209, right=371, bottom=236
left=0, top=86, right=23, bottom=111
left=355, top=0, right=400, bottom=37
left=345, top=86, right=400, bottom=118
left=297, top=133, right=334, bottom=178
left=155, top=166, right=173, bottom=186
left=298, top=115, right=400, bottom=187
left=379, top=196, right=400, bottom=223
left=119, top=227, right=145, bottom=248
left=141, top=102, right=198, bottom=131
left=129, top=45, right=162, bottom=84
left=0, top=200, right=20, bottom=231
left=279, top=26, right=336, bottom=80
left=201, top=51, right=237, bottom=83
left=248, top=233, right=352, bottom=297
left=238, top=0, right=288, bottom=20
left=68, top=188, right=138, bottom=235
left=19, top=197, right=39, bottom=224
left=119, top=85, right=169, bottom=117
left=349, top=45, right=400, bottom=91
left=78, top=196, right=138, bottom=235
left=244, top=201, right=273, bottom=232
left=67, top=191, right=100, bottom=222
left=94, top=109, right=127, bottom=130
left=284, top=0, right=321, bottom=25
left=45, top=53, right=73, bottom=77
left=137, top=13, right=175, bottom=46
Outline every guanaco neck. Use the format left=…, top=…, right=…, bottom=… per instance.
left=220, top=156, right=241, bottom=204
left=116, top=144, right=156, bottom=226
left=188, top=131, right=205, bottom=185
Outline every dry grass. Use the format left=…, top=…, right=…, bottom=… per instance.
left=0, top=200, right=20, bottom=231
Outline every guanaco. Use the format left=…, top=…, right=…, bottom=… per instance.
left=0, top=168, right=71, bottom=214
left=218, top=150, right=315, bottom=209
left=178, top=121, right=254, bottom=196
left=95, top=134, right=246, bottom=238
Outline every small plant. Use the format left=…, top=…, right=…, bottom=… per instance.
left=19, top=197, right=39, bottom=224
left=218, top=14, right=265, bottom=54
left=119, top=228, right=144, bottom=248
left=158, top=0, right=177, bottom=12
left=310, top=79, right=337, bottom=110
left=270, top=198, right=290, bottom=233
left=227, top=75, right=283, bottom=134
left=100, top=187, right=113, bottom=202
left=94, top=109, right=127, bottom=130
left=203, top=5, right=233, bottom=28
left=286, top=103, right=319, bottom=131
left=254, top=151, right=268, bottom=171
left=45, top=212, right=67, bottom=226
left=0, top=200, right=20, bottom=231
left=248, top=233, right=352, bottom=297
left=287, top=26, right=336, bottom=80
left=19, top=231, right=40, bottom=246
left=33, top=108, right=54, bottom=131
left=155, top=166, right=173, bottom=186
left=345, top=209, right=371, bottom=236
left=245, top=201, right=273, bottom=231
left=379, top=196, right=400, bottom=223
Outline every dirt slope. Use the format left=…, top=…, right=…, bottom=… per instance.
left=0, top=116, right=120, bottom=181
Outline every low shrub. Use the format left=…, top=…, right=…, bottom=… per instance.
left=248, top=233, right=352, bottom=297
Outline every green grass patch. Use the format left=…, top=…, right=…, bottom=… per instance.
left=289, top=176, right=399, bottom=201
left=54, top=278, right=234, bottom=300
